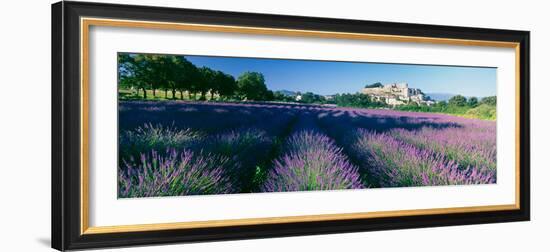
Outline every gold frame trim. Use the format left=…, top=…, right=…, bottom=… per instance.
left=80, top=17, right=522, bottom=235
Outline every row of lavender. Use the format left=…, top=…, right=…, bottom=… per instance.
left=261, top=112, right=363, bottom=192
left=118, top=101, right=497, bottom=198
left=118, top=101, right=299, bottom=197
left=317, top=108, right=496, bottom=187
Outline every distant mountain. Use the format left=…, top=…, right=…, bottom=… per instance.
left=425, top=93, right=458, bottom=101
left=276, top=89, right=298, bottom=96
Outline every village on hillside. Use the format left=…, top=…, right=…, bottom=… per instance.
left=361, top=82, right=436, bottom=106
left=279, top=82, right=436, bottom=107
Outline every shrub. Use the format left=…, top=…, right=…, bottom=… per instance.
left=262, top=131, right=363, bottom=192
left=353, top=130, right=495, bottom=187
left=193, top=128, right=272, bottom=191
left=119, top=123, right=201, bottom=162
left=448, top=95, right=468, bottom=107
left=118, top=149, right=233, bottom=198
left=390, top=126, right=496, bottom=174
left=465, top=104, right=496, bottom=120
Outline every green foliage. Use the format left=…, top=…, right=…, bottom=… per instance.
left=465, top=104, right=496, bottom=120
left=118, top=53, right=240, bottom=101
left=137, top=54, right=173, bottom=97
left=332, top=93, right=385, bottom=108
left=264, top=90, right=275, bottom=101
left=216, top=71, right=237, bottom=99
left=467, top=97, right=479, bottom=107
left=300, top=92, right=326, bottom=104
left=236, top=72, right=270, bottom=100
left=396, top=96, right=496, bottom=120
left=480, top=96, right=497, bottom=106
left=448, top=95, right=467, bottom=107
left=172, top=56, right=199, bottom=99
left=251, top=165, right=268, bottom=190
left=198, top=67, right=216, bottom=100
left=118, top=53, right=154, bottom=99
left=364, top=82, right=383, bottom=88
left=273, top=91, right=296, bottom=102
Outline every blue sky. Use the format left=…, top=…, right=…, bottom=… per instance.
left=186, top=55, right=496, bottom=97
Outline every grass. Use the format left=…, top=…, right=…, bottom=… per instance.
left=464, top=104, right=497, bottom=120
left=396, top=104, right=496, bottom=121
left=440, top=105, right=496, bottom=121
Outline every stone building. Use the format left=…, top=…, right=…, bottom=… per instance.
left=362, top=82, right=434, bottom=106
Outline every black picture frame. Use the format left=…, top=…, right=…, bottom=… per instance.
left=52, top=1, right=530, bottom=251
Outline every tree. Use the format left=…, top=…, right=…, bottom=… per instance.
left=198, top=67, right=216, bottom=100
left=118, top=53, right=278, bottom=102
left=273, top=91, right=294, bottom=102
left=208, top=70, right=228, bottom=100
left=448, top=95, right=467, bottom=107
left=172, top=56, right=198, bottom=100
left=332, top=93, right=381, bottom=108
left=118, top=53, right=138, bottom=95
left=187, top=72, right=202, bottom=100
left=480, top=96, right=497, bottom=106
left=300, top=92, right=326, bottom=104
left=236, top=72, right=269, bottom=100
left=264, top=90, right=274, bottom=101
left=217, top=72, right=237, bottom=99
left=365, top=82, right=383, bottom=88
left=131, top=54, right=173, bottom=98
left=118, top=53, right=153, bottom=99
left=160, top=56, right=174, bottom=98
left=467, top=97, right=479, bottom=107
left=300, top=92, right=315, bottom=103
left=435, top=100, right=448, bottom=107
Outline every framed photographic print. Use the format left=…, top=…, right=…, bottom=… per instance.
left=52, top=1, right=530, bottom=250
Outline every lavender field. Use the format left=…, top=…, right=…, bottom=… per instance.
left=118, top=101, right=496, bottom=198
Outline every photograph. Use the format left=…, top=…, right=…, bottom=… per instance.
left=117, top=53, right=497, bottom=198
left=47, top=1, right=533, bottom=250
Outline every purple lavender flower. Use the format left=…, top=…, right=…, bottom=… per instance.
left=118, top=148, right=233, bottom=198
left=192, top=128, right=274, bottom=191
left=352, top=129, right=495, bottom=187
left=119, top=123, right=201, bottom=162
left=389, top=126, right=496, bottom=176
left=262, top=131, right=363, bottom=192
left=118, top=100, right=497, bottom=196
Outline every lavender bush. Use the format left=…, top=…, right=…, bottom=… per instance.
left=119, top=123, right=201, bottom=163
left=352, top=129, right=495, bottom=187
left=389, top=126, right=496, bottom=175
left=262, top=131, right=363, bottom=192
left=194, top=128, right=273, bottom=191
left=196, top=128, right=271, bottom=158
left=118, top=149, right=233, bottom=198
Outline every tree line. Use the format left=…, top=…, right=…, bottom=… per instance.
left=446, top=95, right=496, bottom=107
left=118, top=53, right=273, bottom=101
left=396, top=94, right=497, bottom=120
left=271, top=91, right=385, bottom=108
